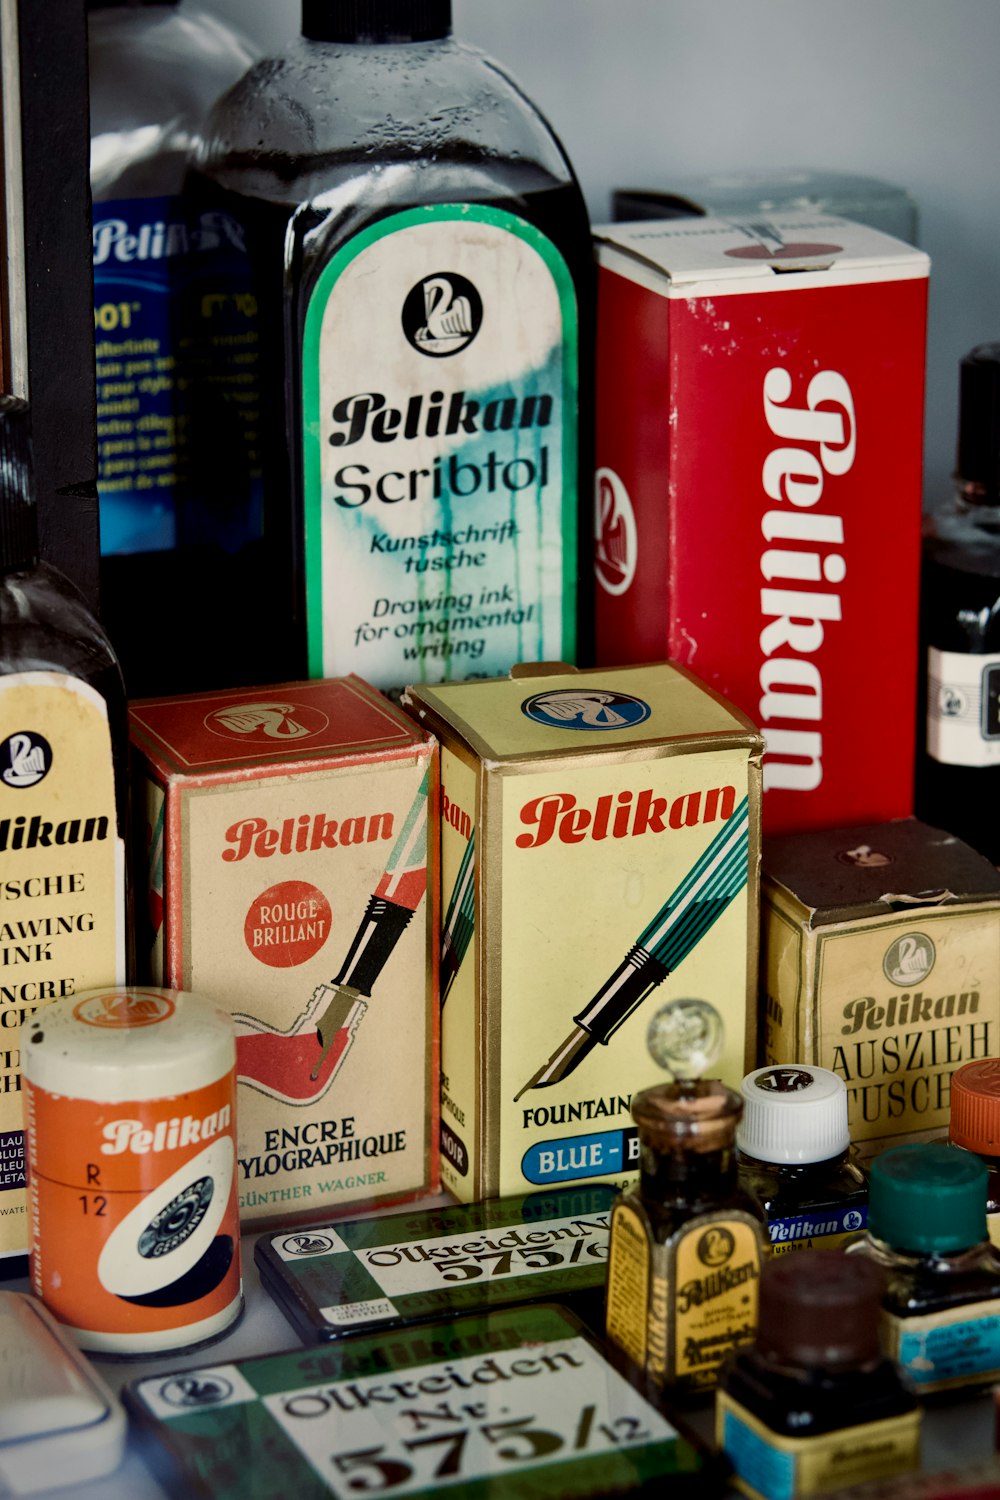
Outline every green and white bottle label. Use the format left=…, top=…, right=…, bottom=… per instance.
left=302, top=204, right=578, bottom=690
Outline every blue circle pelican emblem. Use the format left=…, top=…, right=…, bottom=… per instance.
left=521, top=689, right=651, bottom=731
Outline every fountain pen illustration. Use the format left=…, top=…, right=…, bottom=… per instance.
left=515, top=796, right=750, bottom=1100
left=440, top=829, right=475, bottom=1007
left=310, top=769, right=429, bottom=1079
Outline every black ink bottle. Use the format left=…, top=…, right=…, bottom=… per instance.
left=916, top=343, right=1000, bottom=861
left=192, top=0, right=594, bottom=692
left=605, top=1079, right=766, bottom=1398
left=716, top=1251, right=921, bottom=1500
left=736, top=1064, right=868, bottom=1256
left=846, top=1140, right=1000, bottom=1395
left=0, top=397, right=130, bottom=1267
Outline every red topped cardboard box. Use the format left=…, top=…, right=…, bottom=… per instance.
left=130, top=677, right=438, bottom=1225
left=593, top=211, right=929, bottom=833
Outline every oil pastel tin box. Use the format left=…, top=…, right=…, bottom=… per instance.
left=255, top=1184, right=616, bottom=1343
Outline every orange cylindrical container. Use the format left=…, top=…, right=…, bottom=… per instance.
left=23, top=987, right=242, bottom=1355
left=950, top=1058, right=1000, bottom=1251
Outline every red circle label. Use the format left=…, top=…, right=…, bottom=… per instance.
left=244, top=881, right=332, bottom=968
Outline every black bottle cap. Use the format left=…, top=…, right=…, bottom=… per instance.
left=0, top=398, right=39, bottom=575
left=302, top=0, right=451, bottom=43
left=956, top=343, right=1000, bottom=501
left=755, top=1251, right=885, bottom=1369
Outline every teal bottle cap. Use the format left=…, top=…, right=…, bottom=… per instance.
left=869, top=1142, right=987, bottom=1254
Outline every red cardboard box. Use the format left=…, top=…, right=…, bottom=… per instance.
left=129, top=678, right=438, bottom=1226
left=594, top=212, right=929, bottom=834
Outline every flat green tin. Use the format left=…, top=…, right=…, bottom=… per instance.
left=254, top=1186, right=615, bottom=1343
left=124, top=1303, right=722, bottom=1499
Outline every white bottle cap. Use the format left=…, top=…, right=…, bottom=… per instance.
left=737, top=1064, right=850, bottom=1164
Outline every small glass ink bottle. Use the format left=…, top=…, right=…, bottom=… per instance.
left=846, top=1141, right=1000, bottom=1395
left=950, top=1059, right=1000, bottom=1251
left=716, top=1251, right=921, bottom=1500
left=736, top=1065, right=868, bottom=1255
left=605, top=1079, right=766, bottom=1398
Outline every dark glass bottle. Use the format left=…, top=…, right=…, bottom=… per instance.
left=192, top=0, right=594, bottom=693
left=847, top=1141, right=1000, bottom=1395
left=736, top=1064, right=868, bottom=1255
left=605, top=1079, right=766, bottom=1399
left=0, top=398, right=131, bottom=1273
left=916, top=344, right=1000, bottom=861
left=716, top=1251, right=920, bottom=1500
left=88, top=0, right=260, bottom=696
left=950, top=1059, right=1000, bottom=1251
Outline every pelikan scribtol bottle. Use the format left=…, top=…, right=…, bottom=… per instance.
left=0, top=397, right=130, bottom=1269
left=846, top=1141, right=1000, bottom=1395
left=716, top=1251, right=921, bottom=1500
left=192, top=0, right=594, bottom=692
left=736, top=1065, right=868, bottom=1255
left=949, top=1059, right=1000, bottom=1250
left=604, top=1079, right=766, bottom=1398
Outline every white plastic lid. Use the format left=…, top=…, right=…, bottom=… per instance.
left=22, top=987, right=235, bottom=1102
left=737, top=1064, right=849, bottom=1164
left=0, top=1292, right=126, bottom=1494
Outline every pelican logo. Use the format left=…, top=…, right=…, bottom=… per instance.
left=595, top=468, right=637, bottom=596
left=883, top=933, right=935, bottom=987
left=280, top=1232, right=336, bottom=1257
left=723, top=221, right=843, bottom=269
left=158, top=1374, right=234, bottom=1409
left=402, top=272, right=483, bottom=357
left=74, top=989, right=176, bottom=1029
left=0, top=730, right=51, bottom=788
left=521, top=689, right=651, bottom=732
left=697, top=1225, right=735, bottom=1268
left=204, top=701, right=328, bottom=743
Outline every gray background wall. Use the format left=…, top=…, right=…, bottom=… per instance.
left=202, top=0, right=1000, bottom=508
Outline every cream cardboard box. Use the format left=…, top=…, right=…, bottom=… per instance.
left=404, top=662, right=763, bottom=1201
left=129, top=677, right=438, bottom=1226
left=762, top=818, right=1000, bottom=1157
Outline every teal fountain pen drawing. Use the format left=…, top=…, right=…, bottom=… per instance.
left=514, top=797, right=750, bottom=1100
left=440, top=829, right=475, bottom=1007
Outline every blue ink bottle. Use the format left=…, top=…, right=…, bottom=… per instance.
left=736, top=1064, right=868, bottom=1255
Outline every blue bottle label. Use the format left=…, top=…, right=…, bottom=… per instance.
left=93, top=195, right=262, bottom=556
left=889, top=1299, right=1000, bottom=1392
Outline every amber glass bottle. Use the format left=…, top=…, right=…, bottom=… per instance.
left=847, top=1141, right=1000, bottom=1395
left=717, top=1252, right=920, bottom=1500
left=605, top=1079, right=766, bottom=1398
left=0, top=398, right=130, bottom=1272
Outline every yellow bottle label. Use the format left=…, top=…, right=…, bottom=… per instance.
left=987, top=1212, right=1000, bottom=1251
left=606, top=1195, right=763, bottom=1393
left=716, top=1391, right=921, bottom=1499
left=672, top=1215, right=761, bottom=1389
left=605, top=1197, right=650, bottom=1370
left=0, top=672, right=124, bottom=1258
